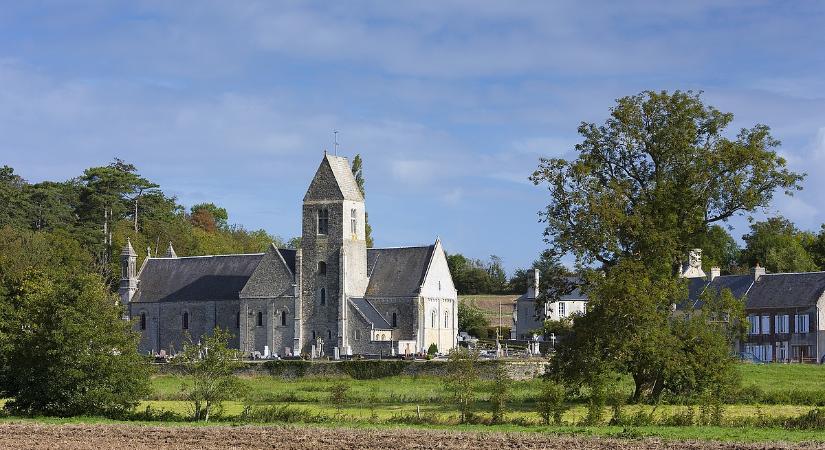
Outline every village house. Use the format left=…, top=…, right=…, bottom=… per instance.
left=512, top=270, right=588, bottom=340
left=119, top=154, right=459, bottom=358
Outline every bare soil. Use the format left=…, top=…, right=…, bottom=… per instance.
left=0, top=423, right=821, bottom=450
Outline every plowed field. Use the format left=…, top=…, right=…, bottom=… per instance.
left=0, top=423, right=820, bottom=450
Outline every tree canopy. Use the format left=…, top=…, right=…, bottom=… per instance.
left=533, top=91, right=803, bottom=401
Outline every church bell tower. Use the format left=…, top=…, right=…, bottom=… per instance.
left=299, top=154, right=368, bottom=355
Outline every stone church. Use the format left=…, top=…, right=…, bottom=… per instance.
left=120, top=154, right=458, bottom=357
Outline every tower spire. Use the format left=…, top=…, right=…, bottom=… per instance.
left=164, top=241, right=177, bottom=258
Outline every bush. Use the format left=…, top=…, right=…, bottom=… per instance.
left=785, top=408, right=825, bottom=430
left=339, top=360, right=409, bottom=379
left=263, top=360, right=311, bottom=378
left=329, top=381, right=350, bottom=413
left=536, top=381, right=568, bottom=425
left=658, top=406, right=695, bottom=426
left=580, top=382, right=606, bottom=426
left=489, top=363, right=510, bottom=424
left=427, top=343, right=438, bottom=356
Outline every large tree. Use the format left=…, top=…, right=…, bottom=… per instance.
left=351, top=154, right=374, bottom=247
left=0, top=228, right=151, bottom=417
left=531, top=90, right=802, bottom=275
left=739, top=216, right=817, bottom=273
left=533, top=91, right=803, bottom=401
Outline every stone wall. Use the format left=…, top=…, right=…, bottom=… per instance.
left=156, top=359, right=549, bottom=380
left=131, top=299, right=241, bottom=355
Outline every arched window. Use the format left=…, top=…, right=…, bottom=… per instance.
left=182, top=312, right=189, bottom=330
left=350, top=208, right=357, bottom=234
left=257, top=311, right=263, bottom=327
left=431, top=310, right=436, bottom=328
left=317, top=209, right=329, bottom=235
left=320, top=288, right=326, bottom=306
left=281, top=311, right=287, bottom=326
left=392, top=312, right=397, bottom=328
left=444, top=311, right=449, bottom=328
left=312, top=330, right=316, bottom=341
left=318, top=261, right=327, bottom=276
left=327, top=329, right=332, bottom=340
left=140, top=312, right=146, bottom=331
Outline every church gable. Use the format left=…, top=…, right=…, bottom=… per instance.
left=304, top=155, right=363, bottom=203
left=240, top=245, right=296, bottom=298
left=419, top=239, right=456, bottom=298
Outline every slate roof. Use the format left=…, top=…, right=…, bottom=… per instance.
left=746, top=272, right=825, bottom=309
left=325, top=155, right=364, bottom=201
left=679, top=274, right=755, bottom=310
left=349, top=298, right=392, bottom=329
left=365, top=245, right=435, bottom=297
left=277, top=248, right=297, bottom=274
left=133, top=254, right=264, bottom=302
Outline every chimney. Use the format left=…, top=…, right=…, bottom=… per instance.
left=752, top=263, right=766, bottom=282
left=710, top=267, right=721, bottom=281
left=527, top=269, right=540, bottom=299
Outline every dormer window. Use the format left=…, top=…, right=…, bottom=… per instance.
left=317, top=209, right=329, bottom=235
left=350, top=208, right=357, bottom=234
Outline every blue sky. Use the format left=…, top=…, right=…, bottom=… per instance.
left=2, top=1, right=825, bottom=273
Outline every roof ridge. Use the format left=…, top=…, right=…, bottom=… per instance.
left=370, top=244, right=434, bottom=250
left=153, top=253, right=265, bottom=260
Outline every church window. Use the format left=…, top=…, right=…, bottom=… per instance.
left=354, top=329, right=360, bottom=341
left=328, top=329, right=332, bottom=340
left=350, top=209, right=357, bottom=234
left=257, top=311, right=263, bottom=327
left=317, top=209, right=329, bottom=235
left=438, top=280, right=441, bottom=291
left=182, top=312, right=189, bottom=330
left=318, top=261, right=327, bottom=276
left=312, top=331, right=316, bottom=341
left=444, top=311, right=449, bottom=328
left=281, top=311, right=287, bottom=326
left=431, top=310, right=436, bottom=328
left=320, top=288, right=326, bottom=306
left=236, top=311, right=240, bottom=328
left=140, top=312, right=146, bottom=330
left=392, top=312, right=397, bottom=328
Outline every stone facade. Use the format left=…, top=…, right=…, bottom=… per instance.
left=124, top=154, right=458, bottom=357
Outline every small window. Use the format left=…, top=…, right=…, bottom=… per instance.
left=317, top=209, right=329, bottom=235
left=140, top=312, right=146, bottom=331
left=182, top=312, right=189, bottom=330
left=354, top=329, right=360, bottom=341
left=320, top=288, right=326, bottom=306
left=558, top=302, right=566, bottom=318
left=257, top=311, right=263, bottom=327
left=312, top=330, right=316, bottom=341
left=281, top=311, right=287, bottom=327
left=392, top=312, right=397, bottom=328
left=236, top=311, right=240, bottom=328
left=438, top=280, right=441, bottom=291
left=444, top=311, right=449, bottom=328
left=431, top=310, right=436, bottom=328
left=318, top=261, right=327, bottom=276
left=350, top=208, right=357, bottom=234
left=328, top=329, right=332, bottom=340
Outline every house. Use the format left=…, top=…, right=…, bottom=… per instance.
left=512, top=269, right=588, bottom=340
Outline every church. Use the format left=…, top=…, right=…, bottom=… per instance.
left=119, top=154, right=458, bottom=358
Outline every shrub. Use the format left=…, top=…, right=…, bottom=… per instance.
left=241, top=405, right=329, bottom=424
left=785, top=408, right=825, bottom=430
left=658, top=406, right=694, bottom=426
left=580, top=382, right=606, bottom=426
left=489, top=363, right=510, bottom=424
left=427, top=343, right=438, bottom=356
left=263, top=360, right=310, bottom=378
left=445, top=347, right=479, bottom=423
left=536, top=380, right=568, bottom=425
left=329, top=381, right=350, bottom=413
left=339, top=360, right=409, bottom=379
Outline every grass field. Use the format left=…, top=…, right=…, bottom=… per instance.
left=459, top=295, right=519, bottom=328
left=5, top=363, right=825, bottom=444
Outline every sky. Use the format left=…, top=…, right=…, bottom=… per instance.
left=2, top=1, right=825, bottom=273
